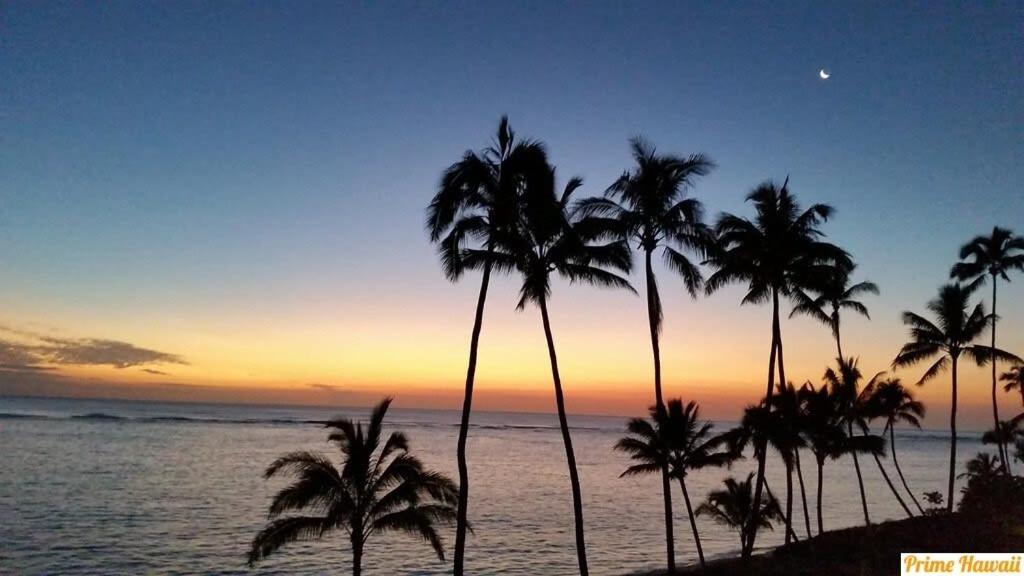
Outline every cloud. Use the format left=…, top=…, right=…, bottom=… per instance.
left=38, top=337, right=186, bottom=369
left=0, top=363, right=55, bottom=372
left=308, top=383, right=345, bottom=392
left=141, top=368, right=170, bottom=376
left=0, top=325, right=187, bottom=371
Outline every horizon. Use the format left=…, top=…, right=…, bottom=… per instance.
left=2, top=2, right=1023, bottom=429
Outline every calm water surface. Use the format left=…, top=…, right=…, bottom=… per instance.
left=0, top=396, right=991, bottom=575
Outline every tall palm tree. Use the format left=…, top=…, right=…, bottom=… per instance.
left=506, top=164, right=634, bottom=576
left=790, top=263, right=878, bottom=363
left=869, top=377, right=927, bottom=514
left=1001, top=364, right=1024, bottom=408
left=893, top=283, right=1020, bottom=511
left=951, top=226, right=1024, bottom=469
left=577, top=139, right=713, bottom=574
left=248, top=399, right=458, bottom=576
left=705, top=179, right=849, bottom=555
left=696, top=473, right=783, bottom=555
left=616, top=399, right=732, bottom=571
left=426, top=117, right=549, bottom=575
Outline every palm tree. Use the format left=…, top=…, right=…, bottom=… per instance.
left=248, top=399, right=458, bottom=576
left=951, top=226, right=1024, bottom=469
left=1002, top=364, right=1024, bottom=408
left=852, top=369, right=915, bottom=518
left=722, top=385, right=805, bottom=546
left=822, top=357, right=889, bottom=524
left=505, top=164, right=634, bottom=576
left=791, top=264, right=878, bottom=360
left=778, top=381, right=815, bottom=540
left=799, top=382, right=882, bottom=534
left=426, top=116, right=549, bottom=575
left=869, top=377, right=927, bottom=514
left=696, top=473, right=783, bottom=555
left=982, top=417, right=1024, bottom=475
left=577, top=139, right=713, bottom=574
left=705, top=179, right=849, bottom=555
left=616, top=399, right=732, bottom=571
left=893, top=283, right=1021, bottom=511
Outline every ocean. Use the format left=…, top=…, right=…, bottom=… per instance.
left=0, top=396, right=992, bottom=575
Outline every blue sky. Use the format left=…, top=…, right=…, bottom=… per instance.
left=1, top=2, right=1022, bottom=423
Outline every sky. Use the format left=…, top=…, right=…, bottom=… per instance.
left=1, top=2, right=1022, bottom=428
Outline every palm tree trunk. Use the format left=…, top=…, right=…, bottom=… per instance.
left=990, top=276, right=1007, bottom=470
left=745, top=289, right=779, bottom=558
left=352, top=535, right=363, bottom=576
left=794, top=449, right=813, bottom=538
left=677, top=476, right=705, bottom=571
left=784, top=460, right=794, bottom=545
left=645, top=250, right=676, bottom=574
left=763, top=477, right=799, bottom=543
left=452, top=253, right=493, bottom=576
left=948, top=355, right=959, bottom=513
left=538, top=296, right=589, bottom=576
left=848, top=421, right=871, bottom=525
left=816, top=458, right=825, bottom=535
left=889, top=422, right=924, bottom=515
left=866, top=431, right=913, bottom=517
left=833, top=310, right=843, bottom=361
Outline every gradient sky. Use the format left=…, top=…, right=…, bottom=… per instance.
left=1, top=2, right=1022, bottom=427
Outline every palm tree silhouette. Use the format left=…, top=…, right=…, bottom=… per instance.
left=823, top=357, right=878, bottom=524
left=616, top=399, right=731, bottom=570
left=705, top=179, right=849, bottom=555
left=426, top=117, right=549, bottom=574
left=723, top=384, right=805, bottom=546
left=981, top=414, right=1024, bottom=475
left=248, top=399, right=458, bottom=576
left=577, top=139, right=713, bottom=574
left=844, top=366, right=915, bottom=518
left=869, top=377, right=927, bottom=514
left=1002, top=364, right=1024, bottom=408
left=790, top=264, right=878, bottom=364
left=777, top=380, right=815, bottom=540
left=951, top=226, right=1024, bottom=470
left=696, top=473, right=783, bottom=555
left=799, top=381, right=882, bottom=534
left=893, top=283, right=1020, bottom=511
left=505, top=164, right=634, bottom=576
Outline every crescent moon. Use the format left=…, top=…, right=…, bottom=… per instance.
left=819, top=69, right=830, bottom=79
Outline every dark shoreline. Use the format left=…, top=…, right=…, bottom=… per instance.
left=631, top=512, right=1024, bottom=576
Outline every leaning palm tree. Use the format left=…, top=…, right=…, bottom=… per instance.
left=853, top=370, right=915, bottom=518
left=893, top=283, right=1020, bottom=511
left=248, top=399, right=458, bottom=576
left=951, top=226, right=1024, bottom=469
left=616, top=399, right=732, bottom=570
left=505, top=164, right=634, bottom=576
left=1002, top=364, right=1024, bottom=408
left=705, top=179, right=850, bottom=555
left=577, top=139, right=713, bottom=574
left=870, top=377, right=927, bottom=514
left=426, top=116, right=550, bottom=574
left=696, top=473, right=783, bottom=555
left=790, top=264, right=878, bottom=360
